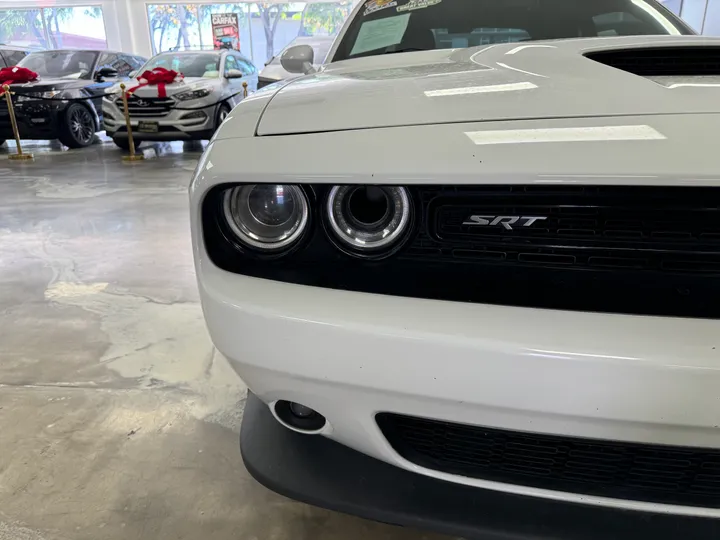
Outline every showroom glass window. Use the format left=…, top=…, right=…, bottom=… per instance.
left=147, top=2, right=351, bottom=67
left=0, top=6, right=107, bottom=49
left=333, top=0, right=691, bottom=61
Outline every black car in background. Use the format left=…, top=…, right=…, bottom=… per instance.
left=0, top=45, right=31, bottom=67
left=0, top=49, right=146, bottom=148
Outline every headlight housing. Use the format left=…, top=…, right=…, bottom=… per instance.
left=17, top=90, right=77, bottom=101
left=175, top=87, right=212, bottom=101
left=325, top=185, right=412, bottom=256
left=222, top=184, right=309, bottom=252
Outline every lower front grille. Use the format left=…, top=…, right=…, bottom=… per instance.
left=377, top=413, right=720, bottom=508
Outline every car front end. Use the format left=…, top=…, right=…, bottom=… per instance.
left=191, top=30, right=720, bottom=540
left=103, top=80, right=222, bottom=142
left=0, top=85, right=99, bottom=143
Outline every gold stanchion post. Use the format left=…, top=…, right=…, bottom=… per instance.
left=4, top=84, right=32, bottom=161
left=242, top=82, right=248, bottom=98
left=120, top=83, right=143, bottom=162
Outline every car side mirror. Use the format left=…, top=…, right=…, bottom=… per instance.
left=95, top=67, right=118, bottom=81
left=281, top=45, right=315, bottom=74
left=225, top=69, right=244, bottom=79
left=128, top=70, right=136, bottom=78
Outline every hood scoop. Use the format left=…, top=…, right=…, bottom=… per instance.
left=585, top=47, right=720, bottom=76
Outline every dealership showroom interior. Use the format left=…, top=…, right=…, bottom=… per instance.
left=5, top=0, right=720, bottom=538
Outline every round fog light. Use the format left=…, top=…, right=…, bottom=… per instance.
left=326, top=185, right=411, bottom=255
left=273, top=400, right=326, bottom=433
left=223, top=184, right=309, bottom=251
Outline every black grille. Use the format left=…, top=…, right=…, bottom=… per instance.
left=411, top=185, right=720, bottom=275
left=117, top=96, right=174, bottom=117
left=585, top=47, right=720, bottom=76
left=202, top=184, right=720, bottom=319
left=377, top=413, right=720, bottom=508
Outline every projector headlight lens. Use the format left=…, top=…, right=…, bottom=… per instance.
left=222, top=184, right=308, bottom=251
left=326, top=185, right=411, bottom=254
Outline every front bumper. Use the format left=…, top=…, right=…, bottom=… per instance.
left=242, top=391, right=719, bottom=539
left=103, top=97, right=217, bottom=140
left=196, top=259, right=720, bottom=517
left=0, top=100, right=67, bottom=139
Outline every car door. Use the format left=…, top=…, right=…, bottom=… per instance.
left=223, top=54, right=245, bottom=107
left=237, top=55, right=259, bottom=93
left=86, top=52, right=120, bottom=116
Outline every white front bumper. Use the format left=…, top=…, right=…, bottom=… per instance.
left=197, top=258, right=720, bottom=516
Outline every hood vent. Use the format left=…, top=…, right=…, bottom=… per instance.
left=585, top=47, right=720, bottom=76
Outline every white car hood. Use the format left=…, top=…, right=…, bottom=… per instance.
left=125, top=76, right=213, bottom=98
left=257, top=36, right=720, bottom=136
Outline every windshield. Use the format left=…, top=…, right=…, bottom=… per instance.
left=139, top=53, right=221, bottom=78
left=18, top=51, right=98, bottom=79
left=333, top=0, right=693, bottom=61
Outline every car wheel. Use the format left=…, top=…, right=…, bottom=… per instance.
left=215, top=103, right=231, bottom=132
left=112, top=137, right=134, bottom=151
left=59, top=103, right=96, bottom=148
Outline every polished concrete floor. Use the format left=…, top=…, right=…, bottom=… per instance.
left=0, top=138, right=456, bottom=540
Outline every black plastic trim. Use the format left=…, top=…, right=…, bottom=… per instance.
left=203, top=184, right=720, bottom=319
left=241, top=392, right=720, bottom=540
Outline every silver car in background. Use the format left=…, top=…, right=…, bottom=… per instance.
left=258, top=36, right=335, bottom=89
left=103, top=49, right=257, bottom=148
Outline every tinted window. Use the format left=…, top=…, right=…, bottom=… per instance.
left=140, top=53, right=221, bottom=78
left=131, top=56, right=146, bottom=69
left=97, top=52, right=117, bottom=72
left=236, top=56, right=256, bottom=75
left=18, top=50, right=98, bottom=79
left=334, top=0, right=692, bottom=61
left=224, top=54, right=239, bottom=73
left=111, top=55, right=134, bottom=76
left=2, top=50, right=27, bottom=66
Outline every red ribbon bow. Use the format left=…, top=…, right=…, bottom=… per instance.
left=0, top=66, right=38, bottom=95
left=128, top=67, right=182, bottom=98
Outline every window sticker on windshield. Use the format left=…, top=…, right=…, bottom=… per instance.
left=363, top=0, right=397, bottom=16
left=350, top=13, right=411, bottom=55
left=397, top=0, right=441, bottom=12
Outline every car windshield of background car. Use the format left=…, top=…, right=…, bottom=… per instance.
left=18, top=51, right=98, bottom=79
left=141, top=53, right=221, bottom=78
left=334, top=0, right=692, bottom=61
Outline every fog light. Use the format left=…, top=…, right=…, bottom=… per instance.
left=182, top=110, right=207, bottom=120
left=272, top=400, right=326, bottom=433
left=289, top=402, right=314, bottom=418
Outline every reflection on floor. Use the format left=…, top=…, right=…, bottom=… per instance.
left=0, top=138, right=455, bottom=540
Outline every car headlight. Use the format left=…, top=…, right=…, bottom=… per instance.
left=175, top=87, right=212, bottom=101
left=222, top=184, right=309, bottom=251
left=326, top=185, right=412, bottom=256
left=18, top=89, right=83, bottom=100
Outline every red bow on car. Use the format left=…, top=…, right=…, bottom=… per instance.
left=0, top=67, right=38, bottom=95
left=128, top=67, right=183, bottom=98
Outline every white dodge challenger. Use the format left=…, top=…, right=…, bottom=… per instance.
left=191, top=0, right=720, bottom=537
